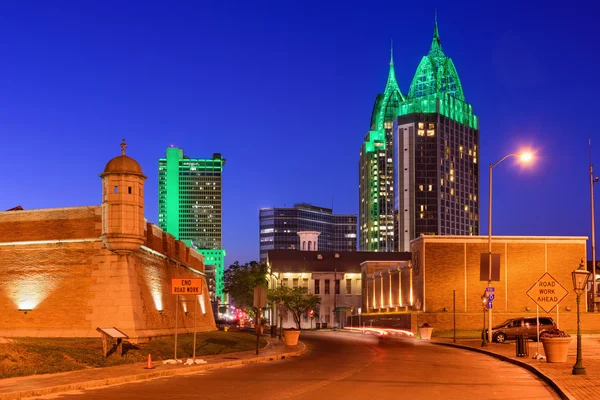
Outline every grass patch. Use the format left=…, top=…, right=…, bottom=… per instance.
left=0, top=331, right=266, bottom=379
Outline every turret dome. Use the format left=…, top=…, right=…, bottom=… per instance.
left=100, top=140, right=146, bottom=178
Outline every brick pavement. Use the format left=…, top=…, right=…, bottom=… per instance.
left=432, top=335, right=600, bottom=400
left=0, top=337, right=305, bottom=400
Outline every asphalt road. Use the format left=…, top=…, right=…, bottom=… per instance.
left=45, top=331, right=560, bottom=400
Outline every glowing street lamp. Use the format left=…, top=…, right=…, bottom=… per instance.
left=487, top=150, right=534, bottom=342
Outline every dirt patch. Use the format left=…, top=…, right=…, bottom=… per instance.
left=0, top=338, right=15, bottom=344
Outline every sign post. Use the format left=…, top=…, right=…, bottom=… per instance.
left=171, top=278, right=203, bottom=361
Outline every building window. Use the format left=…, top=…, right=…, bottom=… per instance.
left=325, top=280, right=330, bottom=295
left=114, top=186, right=118, bottom=194
left=128, top=186, right=132, bottom=194
left=303, top=278, right=309, bottom=289
left=314, top=279, right=320, bottom=294
left=335, top=280, right=340, bottom=295
left=346, top=279, right=352, bottom=295
left=282, top=278, right=288, bottom=287
left=293, top=278, right=299, bottom=288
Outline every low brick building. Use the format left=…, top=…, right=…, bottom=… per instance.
left=0, top=142, right=215, bottom=341
left=361, top=235, right=600, bottom=334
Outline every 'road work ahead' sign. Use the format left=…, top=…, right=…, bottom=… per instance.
left=171, top=278, right=203, bottom=295
left=526, top=272, right=568, bottom=313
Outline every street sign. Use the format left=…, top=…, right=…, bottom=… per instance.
left=308, top=309, right=314, bottom=317
left=486, top=287, right=495, bottom=292
left=480, top=253, right=500, bottom=281
left=253, top=285, right=267, bottom=308
left=171, top=278, right=203, bottom=295
left=526, top=272, right=569, bottom=313
left=489, top=294, right=495, bottom=301
left=487, top=301, right=493, bottom=309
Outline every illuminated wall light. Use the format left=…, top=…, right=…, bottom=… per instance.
left=199, top=294, right=206, bottom=315
left=8, top=277, right=59, bottom=312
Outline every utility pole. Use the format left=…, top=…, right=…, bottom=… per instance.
left=590, top=138, right=598, bottom=311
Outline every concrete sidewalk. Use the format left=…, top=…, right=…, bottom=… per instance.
left=0, top=337, right=305, bottom=400
left=431, top=335, right=600, bottom=400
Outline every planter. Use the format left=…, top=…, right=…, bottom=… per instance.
left=283, top=329, right=301, bottom=346
left=419, top=327, right=433, bottom=340
left=541, top=337, right=571, bottom=362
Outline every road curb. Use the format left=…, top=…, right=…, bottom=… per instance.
left=430, top=341, right=573, bottom=400
left=0, top=342, right=306, bottom=400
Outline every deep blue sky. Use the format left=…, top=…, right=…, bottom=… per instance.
left=1, top=1, right=599, bottom=265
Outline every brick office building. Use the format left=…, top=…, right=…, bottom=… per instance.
left=0, top=141, right=215, bottom=341
left=361, top=235, right=600, bottom=333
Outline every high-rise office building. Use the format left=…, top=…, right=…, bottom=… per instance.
left=259, top=203, right=357, bottom=263
left=158, top=147, right=226, bottom=299
left=359, top=17, right=479, bottom=252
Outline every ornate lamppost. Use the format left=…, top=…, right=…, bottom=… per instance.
left=572, top=259, right=591, bottom=375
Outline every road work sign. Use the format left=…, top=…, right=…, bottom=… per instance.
left=171, top=278, right=203, bottom=295
left=526, top=272, right=568, bottom=313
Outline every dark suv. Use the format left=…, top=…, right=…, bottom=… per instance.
left=486, top=317, right=556, bottom=343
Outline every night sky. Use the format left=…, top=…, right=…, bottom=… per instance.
left=1, top=1, right=598, bottom=265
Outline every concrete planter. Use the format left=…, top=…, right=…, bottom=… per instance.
left=419, top=327, right=433, bottom=340
left=541, top=337, right=571, bottom=362
left=283, top=329, right=301, bottom=346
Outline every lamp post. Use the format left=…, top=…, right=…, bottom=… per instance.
left=487, top=151, right=533, bottom=342
left=572, top=259, right=591, bottom=375
left=481, top=292, right=489, bottom=347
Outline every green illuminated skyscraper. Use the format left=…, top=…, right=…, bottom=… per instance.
left=359, top=16, right=480, bottom=252
left=158, top=147, right=226, bottom=300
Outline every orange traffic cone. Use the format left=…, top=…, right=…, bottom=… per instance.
left=144, top=353, right=154, bottom=369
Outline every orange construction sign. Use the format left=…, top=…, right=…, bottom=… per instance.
left=171, top=278, right=203, bottom=295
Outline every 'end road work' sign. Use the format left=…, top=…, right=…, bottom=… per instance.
left=526, top=272, right=568, bottom=313
left=171, top=278, right=203, bottom=295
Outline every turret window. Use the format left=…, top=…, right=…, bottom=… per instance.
left=114, top=186, right=118, bottom=194
left=128, top=186, right=132, bottom=194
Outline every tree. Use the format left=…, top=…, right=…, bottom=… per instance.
left=268, top=286, right=321, bottom=329
left=223, top=261, right=267, bottom=312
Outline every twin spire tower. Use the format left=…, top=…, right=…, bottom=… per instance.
left=359, top=15, right=480, bottom=252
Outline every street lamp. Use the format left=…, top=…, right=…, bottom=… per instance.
left=487, top=150, right=533, bottom=342
left=572, top=259, right=591, bottom=375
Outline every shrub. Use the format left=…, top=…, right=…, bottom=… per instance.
left=540, top=328, right=570, bottom=338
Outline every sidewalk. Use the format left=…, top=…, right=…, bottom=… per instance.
left=0, top=337, right=305, bottom=400
left=431, top=335, right=600, bottom=400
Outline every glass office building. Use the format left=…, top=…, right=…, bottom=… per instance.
left=259, top=203, right=357, bottom=263
left=360, top=17, right=479, bottom=252
left=158, top=146, right=226, bottom=299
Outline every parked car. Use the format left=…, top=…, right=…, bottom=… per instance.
left=485, top=317, right=556, bottom=343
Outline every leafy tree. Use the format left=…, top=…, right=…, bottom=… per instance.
left=268, top=286, right=321, bottom=329
left=223, top=261, right=267, bottom=311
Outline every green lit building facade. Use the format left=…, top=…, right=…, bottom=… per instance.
left=359, top=18, right=479, bottom=252
left=158, top=147, right=226, bottom=299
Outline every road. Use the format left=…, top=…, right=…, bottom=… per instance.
left=44, top=331, right=560, bottom=400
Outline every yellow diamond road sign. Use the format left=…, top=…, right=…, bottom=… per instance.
left=526, top=272, right=569, bottom=313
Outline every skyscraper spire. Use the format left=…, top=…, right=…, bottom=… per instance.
left=430, top=9, right=443, bottom=57
left=390, top=39, right=394, bottom=65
